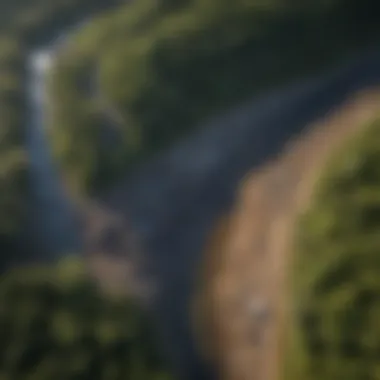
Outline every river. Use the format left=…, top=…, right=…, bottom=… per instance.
left=25, top=49, right=81, bottom=258
left=101, top=47, right=380, bottom=380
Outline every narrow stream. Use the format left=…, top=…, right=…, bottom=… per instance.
left=26, top=50, right=81, bottom=258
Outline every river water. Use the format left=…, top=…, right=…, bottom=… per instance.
left=25, top=50, right=81, bottom=258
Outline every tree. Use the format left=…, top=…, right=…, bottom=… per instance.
left=0, top=257, right=175, bottom=380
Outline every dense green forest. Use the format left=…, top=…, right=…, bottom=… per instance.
left=47, top=0, right=380, bottom=195
left=286, top=117, right=380, bottom=380
left=1, top=0, right=380, bottom=248
left=0, top=256, right=174, bottom=379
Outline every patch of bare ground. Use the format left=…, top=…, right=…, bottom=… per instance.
left=70, top=196, right=155, bottom=300
left=194, top=89, right=380, bottom=380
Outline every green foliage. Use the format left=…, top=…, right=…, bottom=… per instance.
left=0, top=257, right=175, bottom=380
left=47, top=0, right=380, bottom=195
left=0, top=0, right=380, bottom=244
left=286, top=118, right=380, bottom=380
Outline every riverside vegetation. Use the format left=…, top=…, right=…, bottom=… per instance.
left=287, top=117, right=380, bottom=380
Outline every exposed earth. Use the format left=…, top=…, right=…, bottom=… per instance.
left=198, top=89, right=380, bottom=380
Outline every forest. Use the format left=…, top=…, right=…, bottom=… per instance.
left=1, top=0, right=380, bottom=378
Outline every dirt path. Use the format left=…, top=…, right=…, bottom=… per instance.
left=200, top=89, right=380, bottom=380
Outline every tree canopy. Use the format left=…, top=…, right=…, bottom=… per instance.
left=0, top=256, right=175, bottom=380
left=286, top=117, right=380, bottom=380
